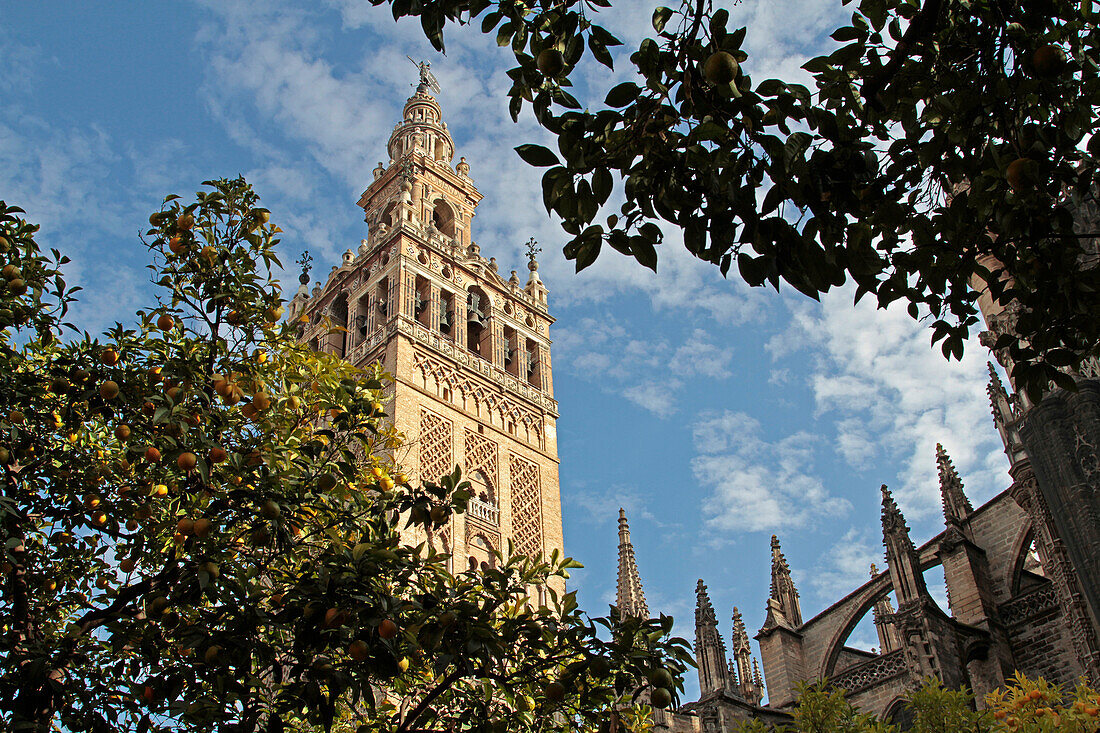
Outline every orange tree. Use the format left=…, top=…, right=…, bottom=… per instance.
left=373, top=0, right=1098, bottom=399
left=0, top=179, right=692, bottom=732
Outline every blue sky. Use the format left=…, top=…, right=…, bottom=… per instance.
left=4, top=0, right=1011, bottom=700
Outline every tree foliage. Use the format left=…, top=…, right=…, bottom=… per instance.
left=373, top=0, right=1100, bottom=399
left=734, top=674, right=1100, bottom=732
left=0, top=180, right=692, bottom=732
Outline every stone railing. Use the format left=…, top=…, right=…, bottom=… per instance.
left=999, top=584, right=1058, bottom=627
left=829, top=649, right=908, bottom=694
left=467, top=497, right=499, bottom=526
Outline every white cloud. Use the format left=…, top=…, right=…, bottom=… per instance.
left=771, top=288, right=1009, bottom=522
left=556, top=316, right=733, bottom=415
left=807, top=527, right=881, bottom=601
left=693, top=411, right=851, bottom=534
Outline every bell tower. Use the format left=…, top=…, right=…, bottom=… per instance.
left=289, top=64, right=562, bottom=597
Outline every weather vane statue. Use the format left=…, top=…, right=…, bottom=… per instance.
left=408, top=57, right=441, bottom=95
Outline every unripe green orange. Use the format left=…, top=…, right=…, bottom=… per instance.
left=537, top=49, right=566, bottom=78
left=703, top=51, right=739, bottom=85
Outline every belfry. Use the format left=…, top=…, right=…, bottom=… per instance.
left=289, top=64, right=563, bottom=596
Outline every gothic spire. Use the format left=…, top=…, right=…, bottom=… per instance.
left=769, top=535, right=803, bottom=627
left=880, top=484, right=929, bottom=605
left=615, top=508, right=649, bottom=619
left=731, top=606, right=755, bottom=698
left=695, top=580, right=729, bottom=696
left=936, top=443, right=973, bottom=523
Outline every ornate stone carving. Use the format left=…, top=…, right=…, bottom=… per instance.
left=999, top=585, right=1059, bottom=626
left=829, top=649, right=908, bottom=694
left=418, top=408, right=453, bottom=485
left=509, top=453, right=542, bottom=559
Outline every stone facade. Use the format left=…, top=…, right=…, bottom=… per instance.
left=620, top=409, right=1100, bottom=728
left=289, top=69, right=564, bottom=596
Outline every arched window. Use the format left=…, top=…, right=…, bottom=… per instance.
left=414, top=276, right=431, bottom=327
left=466, top=287, right=492, bottom=360
left=503, top=326, right=520, bottom=377
left=524, top=338, right=541, bottom=388
left=469, top=469, right=495, bottom=505
left=432, top=199, right=456, bottom=238
left=329, top=293, right=348, bottom=357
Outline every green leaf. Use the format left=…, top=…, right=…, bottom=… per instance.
left=514, top=144, right=560, bottom=167
left=651, top=6, right=674, bottom=33
left=604, top=82, right=639, bottom=108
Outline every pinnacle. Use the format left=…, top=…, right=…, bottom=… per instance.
left=880, top=484, right=908, bottom=535
left=615, top=508, right=648, bottom=619
left=696, top=579, right=717, bottom=625
left=936, top=444, right=973, bottom=522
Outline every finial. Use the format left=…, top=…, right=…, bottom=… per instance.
left=525, top=237, right=541, bottom=271
left=456, top=156, right=470, bottom=176
left=296, top=250, right=313, bottom=285
left=870, top=562, right=879, bottom=577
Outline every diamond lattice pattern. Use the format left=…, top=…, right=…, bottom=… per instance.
left=464, top=429, right=499, bottom=489
left=419, top=409, right=453, bottom=484
left=509, top=453, right=542, bottom=559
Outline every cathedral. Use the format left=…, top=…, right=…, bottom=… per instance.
left=286, top=67, right=1100, bottom=729
left=613, top=240, right=1100, bottom=726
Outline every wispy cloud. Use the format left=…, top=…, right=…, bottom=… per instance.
left=693, top=410, right=851, bottom=535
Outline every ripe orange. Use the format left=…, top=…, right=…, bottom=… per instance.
left=176, top=518, right=195, bottom=536
left=1006, top=158, right=1039, bottom=192
left=144, top=446, right=162, bottom=463
left=378, top=619, right=399, bottom=639
left=208, top=447, right=228, bottom=464
left=193, top=518, right=214, bottom=538
left=347, top=640, right=370, bottom=662
left=177, top=213, right=195, bottom=230
left=1031, top=44, right=1067, bottom=77
left=544, top=681, right=565, bottom=701
left=115, top=424, right=131, bottom=441
left=156, top=314, right=175, bottom=331
left=99, top=381, right=120, bottom=400
left=177, top=452, right=198, bottom=471
left=101, top=349, right=120, bottom=366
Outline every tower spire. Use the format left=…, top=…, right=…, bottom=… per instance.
left=695, top=580, right=729, bottom=696
left=615, top=509, right=648, bottom=619
left=769, top=535, right=803, bottom=627
left=880, top=484, right=929, bottom=605
left=936, top=443, right=973, bottom=524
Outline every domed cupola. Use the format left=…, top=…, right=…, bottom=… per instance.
left=387, top=62, right=455, bottom=164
